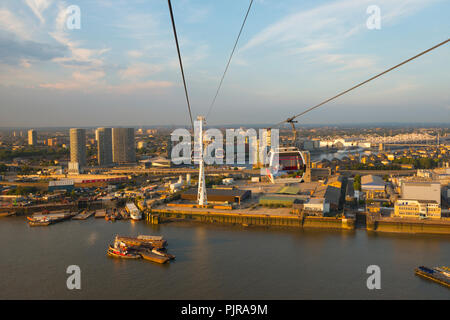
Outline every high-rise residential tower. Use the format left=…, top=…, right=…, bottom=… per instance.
left=112, top=128, right=136, bottom=164
left=97, top=127, right=113, bottom=166
left=70, top=128, right=87, bottom=167
left=28, top=129, right=37, bottom=145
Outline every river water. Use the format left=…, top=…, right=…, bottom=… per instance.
left=0, top=217, right=448, bottom=300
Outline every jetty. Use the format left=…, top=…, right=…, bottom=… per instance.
left=73, top=210, right=95, bottom=220
left=94, top=209, right=107, bottom=218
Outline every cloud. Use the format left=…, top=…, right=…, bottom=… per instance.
left=0, top=8, right=32, bottom=40
left=40, top=70, right=106, bottom=90
left=48, top=2, right=110, bottom=71
left=25, top=0, right=53, bottom=24
left=309, top=54, right=376, bottom=71
left=119, top=63, right=163, bottom=80
left=109, top=80, right=174, bottom=94
left=40, top=68, right=173, bottom=93
left=127, top=50, right=144, bottom=58
left=242, top=0, right=441, bottom=54
left=0, top=30, right=67, bottom=65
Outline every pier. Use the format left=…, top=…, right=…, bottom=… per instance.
left=149, top=208, right=355, bottom=230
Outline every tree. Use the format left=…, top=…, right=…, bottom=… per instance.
left=353, top=174, right=361, bottom=191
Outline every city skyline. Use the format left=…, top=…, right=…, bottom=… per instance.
left=0, top=0, right=449, bottom=127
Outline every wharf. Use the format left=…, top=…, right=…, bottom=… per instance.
left=73, top=210, right=95, bottom=220
left=150, top=207, right=355, bottom=230
left=367, top=215, right=450, bottom=235
left=94, top=209, right=107, bottom=218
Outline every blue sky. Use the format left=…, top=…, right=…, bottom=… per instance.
left=0, top=0, right=449, bottom=127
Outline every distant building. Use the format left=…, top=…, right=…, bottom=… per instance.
left=97, top=127, right=112, bottom=166
left=28, top=129, right=37, bottom=145
left=401, top=181, right=441, bottom=205
left=112, top=128, right=136, bottom=164
left=48, top=179, right=74, bottom=192
left=394, top=199, right=441, bottom=219
left=70, top=128, right=86, bottom=167
left=137, top=141, right=147, bottom=149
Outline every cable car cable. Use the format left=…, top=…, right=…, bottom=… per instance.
left=167, top=0, right=194, bottom=130
left=272, top=38, right=450, bottom=129
left=206, top=0, right=254, bottom=120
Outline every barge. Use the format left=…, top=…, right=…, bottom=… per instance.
left=140, top=250, right=169, bottom=264
left=72, top=210, right=95, bottom=220
left=415, top=266, right=450, bottom=288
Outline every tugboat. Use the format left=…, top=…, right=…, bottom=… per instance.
left=28, top=216, right=51, bottom=227
left=107, top=247, right=141, bottom=259
left=107, top=241, right=141, bottom=259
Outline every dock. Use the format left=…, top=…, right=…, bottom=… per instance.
left=150, top=207, right=355, bottom=230
left=73, top=210, right=95, bottom=220
left=94, top=209, right=106, bottom=218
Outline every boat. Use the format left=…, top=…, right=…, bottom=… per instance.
left=107, top=247, right=141, bottom=259
left=28, top=216, right=51, bottom=227
left=115, top=235, right=167, bottom=249
left=126, top=203, right=142, bottom=221
left=0, top=212, right=14, bottom=218
left=151, top=248, right=175, bottom=260
left=140, top=251, right=169, bottom=264
left=415, top=266, right=450, bottom=288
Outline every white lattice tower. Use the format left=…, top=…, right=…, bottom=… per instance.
left=196, top=116, right=207, bottom=205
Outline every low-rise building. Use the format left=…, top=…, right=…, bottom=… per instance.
left=401, top=181, right=441, bottom=205
left=393, top=199, right=441, bottom=219
left=361, top=175, right=386, bottom=199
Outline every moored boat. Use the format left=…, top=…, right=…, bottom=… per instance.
left=151, top=248, right=175, bottom=260
left=107, top=248, right=141, bottom=259
left=415, top=266, right=450, bottom=288
left=140, top=251, right=169, bottom=264
left=117, top=235, right=167, bottom=249
left=126, top=203, right=142, bottom=221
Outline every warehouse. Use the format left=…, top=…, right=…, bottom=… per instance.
left=181, top=188, right=251, bottom=204
left=48, top=179, right=74, bottom=192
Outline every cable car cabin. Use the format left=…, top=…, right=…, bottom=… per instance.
left=269, top=147, right=306, bottom=173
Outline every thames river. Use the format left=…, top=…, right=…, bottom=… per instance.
left=0, top=217, right=449, bottom=299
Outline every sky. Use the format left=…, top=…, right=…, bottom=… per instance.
left=0, top=0, right=449, bottom=128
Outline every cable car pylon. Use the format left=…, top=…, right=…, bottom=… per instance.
left=195, top=116, right=208, bottom=206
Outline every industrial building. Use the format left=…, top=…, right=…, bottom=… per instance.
left=292, top=198, right=330, bottom=216
left=112, top=128, right=136, bottom=164
left=401, top=181, right=441, bottom=205
left=181, top=188, right=251, bottom=204
left=48, top=179, right=74, bottom=192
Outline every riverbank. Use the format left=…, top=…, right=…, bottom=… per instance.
left=367, top=216, right=450, bottom=235
left=150, top=208, right=355, bottom=230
